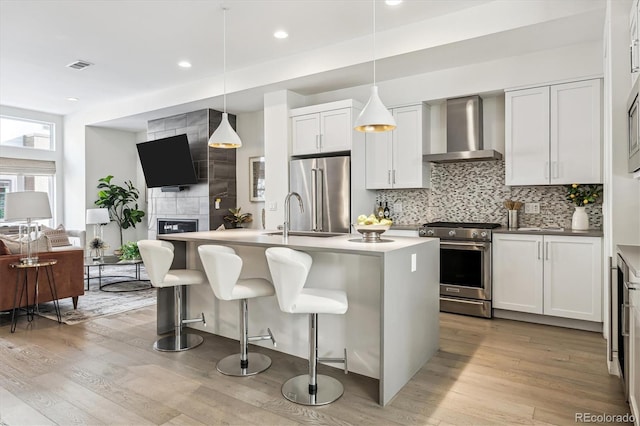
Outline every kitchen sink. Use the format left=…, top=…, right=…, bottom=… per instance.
left=264, top=231, right=344, bottom=238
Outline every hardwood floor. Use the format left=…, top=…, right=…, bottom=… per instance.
left=0, top=309, right=631, bottom=425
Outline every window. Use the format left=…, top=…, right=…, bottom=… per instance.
left=0, top=158, right=55, bottom=225
left=0, top=116, right=54, bottom=151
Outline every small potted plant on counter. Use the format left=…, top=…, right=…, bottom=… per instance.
left=223, top=207, right=253, bottom=229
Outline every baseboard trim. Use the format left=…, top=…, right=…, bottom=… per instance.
left=493, top=309, right=603, bottom=332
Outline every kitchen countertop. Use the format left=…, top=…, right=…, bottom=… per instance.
left=494, top=227, right=603, bottom=237
left=618, top=245, right=640, bottom=279
left=159, top=228, right=435, bottom=256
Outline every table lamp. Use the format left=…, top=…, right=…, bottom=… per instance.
left=4, top=191, right=52, bottom=265
left=86, top=208, right=110, bottom=240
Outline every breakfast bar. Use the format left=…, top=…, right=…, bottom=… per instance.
left=159, top=229, right=439, bottom=406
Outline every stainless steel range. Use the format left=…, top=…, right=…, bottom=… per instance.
left=419, top=221, right=501, bottom=318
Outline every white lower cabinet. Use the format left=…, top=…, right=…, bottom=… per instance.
left=630, top=282, right=640, bottom=424
left=493, top=234, right=602, bottom=322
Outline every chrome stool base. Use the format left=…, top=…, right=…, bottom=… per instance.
left=154, top=333, right=204, bottom=352
left=281, top=374, right=344, bottom=406
left=217, top=352, right=272, bottom=376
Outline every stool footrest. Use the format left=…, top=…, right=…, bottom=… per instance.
left=181, top=312, right=206, bottom=325
left=247, top=327, right=276, bottom=347
left=317, top=348, right=348, bottom=374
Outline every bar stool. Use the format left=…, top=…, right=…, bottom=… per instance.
left=265, top=247, right=348, bottom=406
left=138, top=240, right=207, bottom=352
left=198, top=244, right=276, bottom=376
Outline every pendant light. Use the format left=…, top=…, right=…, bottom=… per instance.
left=208, top=7, right=242, bottom=148
left=354, top=0, right=396, bottom=133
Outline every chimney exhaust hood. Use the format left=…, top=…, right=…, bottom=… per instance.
left=423, top=95, right=502, bottom=163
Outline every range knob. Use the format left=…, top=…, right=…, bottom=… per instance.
left=427, top=229, right=435, bottom=236
left=448, top=230, right=456, bottom=237
left=471, top=231, right=479, bottom=238
left=480, top=231, right=488, bottom=238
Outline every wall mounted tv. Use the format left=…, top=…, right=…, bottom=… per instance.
left=136, top=134, right=198, bottom=190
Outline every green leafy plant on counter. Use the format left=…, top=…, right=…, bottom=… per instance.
left=565, top=184, right=603, bottom=206
left=223, top=207, right=253, bottom=227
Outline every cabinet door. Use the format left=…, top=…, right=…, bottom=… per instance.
left=630, top=286, right=640, bottom=423
left=493, top=234, right=544, bottom=314
left=631, top=0, right=639, bottom=86
left=505, top=87, right=550, bottom=185
left=550, top=80, right=602, bottom=184
left=292, top=113, right=320, bottom=155
left=320, top=108, right=351, bottom=153
left=392, top=105, right=427, bottom=188
left=365, top=131, right=392, bottom=189
left=543, top=236, right=602, bottom=321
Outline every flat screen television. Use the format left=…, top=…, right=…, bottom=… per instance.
left=136, top=134, right=198, bottom=189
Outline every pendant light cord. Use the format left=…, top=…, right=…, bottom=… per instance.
left=223, top=7, right=227, bottom=114
left=373, top=0, right=376, bottom=86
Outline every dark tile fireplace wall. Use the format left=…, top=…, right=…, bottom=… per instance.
left=146, top=109, right=237, bottom=239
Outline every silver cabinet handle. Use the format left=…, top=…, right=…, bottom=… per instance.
left=392, top=170, right=396, bottom=184
left=622, top=302, right=630, bottom=337
left=537, top=241, right=541, bottom=260
left=544, top=162, right=549, bottom=180
left=315, top=135, right=320, bottom=150
left=545, top=242, right=549, bottom=260
left=632, top=40, right=640, bottom=73
left=319, top=134, right=323, bottom=151
left=388, top=170, right=391, bottom=185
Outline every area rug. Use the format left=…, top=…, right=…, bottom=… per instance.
left=37, top=264, right=156, bottom=325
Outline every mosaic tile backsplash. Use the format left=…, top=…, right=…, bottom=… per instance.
left=376, top=161, right=603, bottom=229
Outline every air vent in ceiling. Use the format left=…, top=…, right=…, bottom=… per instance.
left=66, top=60, right=94, bottom=70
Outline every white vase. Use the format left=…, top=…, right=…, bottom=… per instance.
left=571, top=206, right=589, bottom=230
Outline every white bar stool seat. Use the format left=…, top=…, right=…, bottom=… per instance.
left=138, top=240, right=207, bottom=352
left=198, top=244, right=276, bottom=376
left=265, top=247, right=348, bottom=406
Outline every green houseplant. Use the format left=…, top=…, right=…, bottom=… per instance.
left=119, top=241, right=141, bottom=261
left=95, top=175, right=145, bottom=249
left=223, top=207, right=252, bottom=228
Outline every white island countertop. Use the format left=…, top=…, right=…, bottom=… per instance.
left=618, top=245, right=640, bottom=279
left=159, top=228, right=433, bottom=256
left=158, top=228, right=440, bottom=406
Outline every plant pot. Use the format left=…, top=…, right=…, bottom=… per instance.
left=571, top=206, right=589, bottom=230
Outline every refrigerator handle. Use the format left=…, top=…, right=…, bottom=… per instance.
left=311, top=169, right=318, bottom=231
left=316, top=168, right=324, bottom=231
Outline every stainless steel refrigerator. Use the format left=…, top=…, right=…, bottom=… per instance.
left=289, top=155, right=350, bottom=233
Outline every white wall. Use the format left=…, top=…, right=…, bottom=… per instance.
left=236, top=110, right=265, bottom=229
left=84, top=126, right=143, bottom=251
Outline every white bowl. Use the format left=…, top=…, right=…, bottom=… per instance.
left=353, top=223, right=391, bottom=242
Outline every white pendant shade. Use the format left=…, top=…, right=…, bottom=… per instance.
left=354, top=86, right=396, bottom=133
left=208, top=113, right=242, bottom=148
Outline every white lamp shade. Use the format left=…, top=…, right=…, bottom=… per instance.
left=208, top=113, right=242, bottom=148
left=354, top=86, right=397, bottom=133
left=4, top=191, right=52, bottom=221
left=86, top=208, right=110, bottom=225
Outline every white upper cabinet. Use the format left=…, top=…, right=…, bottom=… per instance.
left=291, top=100, right=361, bottom=156
left=631, top=0, right=639, bottom=87
left=493, top=233, right=602, bottom=322
left=365, top=104, right=430, bottom=189
left=505, top=79, right=602, bottom=185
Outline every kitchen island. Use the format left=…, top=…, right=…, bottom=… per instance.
left=158, top=229, right=439, bottom=406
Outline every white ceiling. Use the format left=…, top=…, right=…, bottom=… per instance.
left=0, top=0, right=605, bottom=132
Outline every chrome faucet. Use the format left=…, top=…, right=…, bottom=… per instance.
left=283, top=192, right=304, bottom=242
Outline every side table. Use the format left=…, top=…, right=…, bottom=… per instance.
left=9, top=259, right=61, bottom=333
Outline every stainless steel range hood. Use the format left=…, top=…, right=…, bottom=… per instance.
left=423, top=95, right=502, bottom=163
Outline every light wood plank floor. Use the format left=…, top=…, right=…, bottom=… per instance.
left=0, top=308, right=632, bottom=425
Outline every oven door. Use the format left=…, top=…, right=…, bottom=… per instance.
left=439, top=241, right=491, bottom=300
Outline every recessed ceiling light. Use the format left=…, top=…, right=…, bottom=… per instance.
left=385, top=0, right=402, bottom=5
left=66, top=97, right=79, bottom=102
left=274, top=30, right=288, bottom=39
left=178, top=61, right=192, bottom=68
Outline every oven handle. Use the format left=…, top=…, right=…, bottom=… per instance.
left=440, top=296, right=486, bottom=306
left=441, top=241, right=490, bottom=251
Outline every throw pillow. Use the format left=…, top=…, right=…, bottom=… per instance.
left=0, top=234, right=21, bottom=253
left=0, top=233, right=51, bottom=254
left=42, top=224, right=71, bottom=247
left=0, top=239, right=11, bottom=255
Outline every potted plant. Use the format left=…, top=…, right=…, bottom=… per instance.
left=223, top=207, right=252, bottom=228
left=119, top=241, right=141, bottom=261
left=565, top=184, right=602, bottom=230
left=94, top=175, right=145, bottom=250
left=88, top=236, right=109, bottom=261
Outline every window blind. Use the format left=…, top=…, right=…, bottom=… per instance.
left=0, top=157, right=56, bottom=175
